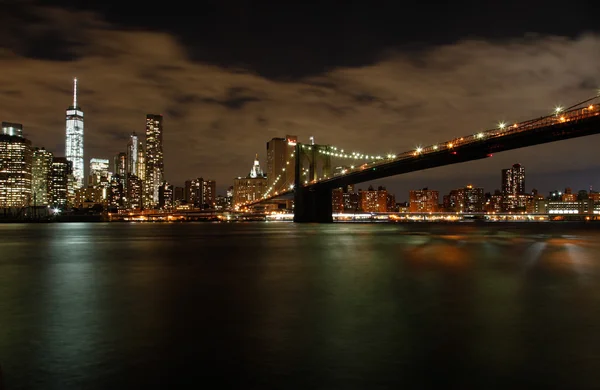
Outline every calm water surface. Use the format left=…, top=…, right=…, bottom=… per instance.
left=1, top=222, right=600, bottom=389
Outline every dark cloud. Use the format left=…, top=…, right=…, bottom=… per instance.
left=0, top=5, right=599, bottom=198
left=13, top=0, right=598, bottom=80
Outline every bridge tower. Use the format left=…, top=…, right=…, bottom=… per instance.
left=293, top=143, right=334, bottom=223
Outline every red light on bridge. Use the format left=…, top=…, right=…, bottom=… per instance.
left=451, top=151, right=457, bottom=155
left=487, top=153, right=493, bottom=157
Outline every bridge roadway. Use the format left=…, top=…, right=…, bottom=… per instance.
left=241, top=98, right=600, bottom=222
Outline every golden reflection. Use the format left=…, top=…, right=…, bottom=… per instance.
left=433, top=243, right=468, bottom=266
left=405, top=236, right=468, bottom=267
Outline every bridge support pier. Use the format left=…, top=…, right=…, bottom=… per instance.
left=293, top=187, right=333, bottom=223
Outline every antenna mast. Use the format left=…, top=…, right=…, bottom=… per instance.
left=73, top=77, right=78, bottom=108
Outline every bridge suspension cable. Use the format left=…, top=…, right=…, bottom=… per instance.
left=262, top=150, right=296, bottom=198
left=242, top=92, right=600, bottom=206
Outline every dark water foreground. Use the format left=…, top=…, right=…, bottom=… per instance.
left=1, top=222, right=600, bottom=389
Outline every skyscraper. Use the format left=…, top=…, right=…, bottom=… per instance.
left=159, top=182, right=174, bottom=210
left=266, top=135, right=297, bottom=193
left=114, top=152, right=127, bottom=178
left=144, top=114, right=164, bottom=208
left=49, top=157, right=72, bottom=208
left=202, top=179, right=216, bottom=209
left=185, top=178, right=203, bottom=207
left=502, top=163, right=526, bottom=196
left=127, top=132, right=141, bottom=177
left=137, top=142, right=146, bottom=183
left=89, top=158, right=110, bottom=186
left=0, top=132, right=32, bottom=207
left=501, top=163, right=526, bottom=210
left=2, top=122, right=23, bottom=137
left=233, top=155, right=267, bottom=208
left=65, top=78, right=84, bottom=188
left=126, top=175, right=143, bottom=210
left=32, top=147, right=54, bottom=206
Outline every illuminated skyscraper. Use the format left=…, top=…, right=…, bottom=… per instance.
left=32, top=147, right=54, bottom=206
left=144, top=114, right=164, bottom=208
left=49, top=157, right=72, bottom=208
left=126, top=174, right=143, bottom=210
left=114, top=152, right=127, bottom=178
left=0, top=133, right=32, bottom=207
left=127, top=132, right=142, bottom=177
left=89, top=158, right=110, bottom=186
left=158, top=181, right=174, bottom=210
left=202, top=180, right=216, bottom=209
left=137, top=142, right=146, bottom=183
left=501, top=163, right=526, bottom=210
left=65, top=78, right=84, bottom=188
left=2, top=122, right=23, bottom=137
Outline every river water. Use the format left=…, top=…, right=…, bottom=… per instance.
left=1, top=222, right=600, bottom=389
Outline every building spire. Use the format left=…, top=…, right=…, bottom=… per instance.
left=73, top=77, right=77, bottom=108
left=250, top=153, right=263, bottom=178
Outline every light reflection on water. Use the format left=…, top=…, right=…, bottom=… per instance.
left=1, top=222, right=600, bottom=389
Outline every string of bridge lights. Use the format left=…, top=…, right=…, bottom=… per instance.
left=238, top=96, right=600, bottom=209
left=261, top=151, right=296, bottom=198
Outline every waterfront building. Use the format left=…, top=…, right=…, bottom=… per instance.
left=409, top=188, right=439, bottom=212
left=174, top=186, right=185, bottom=204
left=89, top=158, right=110, bottom=186
left=332, top=188, right=344, bottom=212
left=215, top=194, right=232, bottom=210
left=501, top=163, right=526, bottom=211
left=158, top=181, right=173, bottom=210
left=32, top=147, right=53, bottom=206
left=358, top=185, right=388, bottom=213
left=535, top=199, right=595, bottom=215
left=484, top=190, right=503, bottom=213
left=49, top=157, right=72, bottom=208
left=185, top=178, right=203, bottom=207
left=65, top=78, right=84, bottom=188
left=126, top=174, right=143, bottom=210
left=0, top=133, right=32, bottom=207
left=463, top=184, right=484, bottom=212
left=144, top=114, right=164, bottom=208
left=107, top=176, right=124, bottom=209
left=202, top=180, right=216, bottom=209
left=74, top=186, right=104, bottom=208
left=561, top=188, right=577, bottom=202
left=233, top=155, right=267, bottom=208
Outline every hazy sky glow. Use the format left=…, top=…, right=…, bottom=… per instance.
left=1, top=2, right=599, bottom=199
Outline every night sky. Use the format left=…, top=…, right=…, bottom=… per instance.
left=1, top=0, right=599, bottom=200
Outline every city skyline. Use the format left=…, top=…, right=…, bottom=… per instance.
left=1, top=2, right=599, bottom=197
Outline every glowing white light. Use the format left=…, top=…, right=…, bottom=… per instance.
left=498, top=122, right=506, bottom=129
left=477, top=132, right=484, bottom=138
left=554, top=106, right=563, bottom=114
left=415, top=147, right=422, bottom=154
